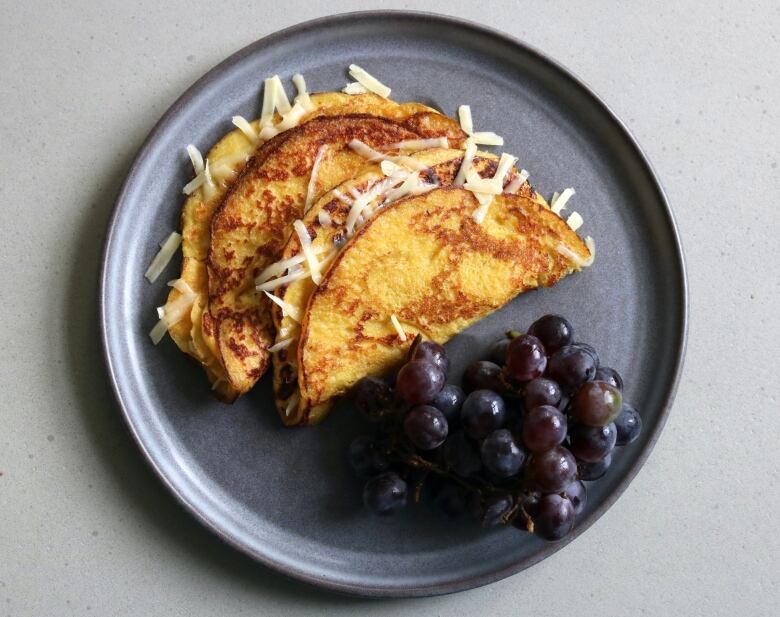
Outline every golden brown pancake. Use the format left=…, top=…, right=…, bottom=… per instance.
left=206, top=113, right=466, bottom=395
left=295, top=189, right=591, bottom=424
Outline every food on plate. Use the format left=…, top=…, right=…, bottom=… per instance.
left=146, top=65, right=597, bottom=421
left=161, top=83, right=463, bottom=400
left=346, top=315, right=643, bottom=541
left=269, top=147, right=546, bottom=424
left=295, top=189, right=591, bottom=425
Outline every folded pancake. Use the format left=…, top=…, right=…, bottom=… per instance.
left=269, top=149, right=547, bottom=425
left=295, top=188, right=593, bottom=424
left=206, top=112, right=466, bottom=395
left=164, top=92, right=462, bottom=400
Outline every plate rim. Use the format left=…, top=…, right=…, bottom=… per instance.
left=99, top=9, right=689, bottom=598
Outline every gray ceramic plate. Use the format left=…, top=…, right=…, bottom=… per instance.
left=100, top=11, right=687, bottom=597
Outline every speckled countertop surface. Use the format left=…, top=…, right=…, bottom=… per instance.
left=1, top=1, right=778, bottom=615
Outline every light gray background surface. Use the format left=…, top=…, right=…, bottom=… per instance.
left=1, top=1, right=778, bottom=615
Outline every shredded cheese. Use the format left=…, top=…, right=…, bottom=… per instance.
left=458, top=105, right=474, bottom=135
left=186, top=145, right=204, bottom=175
left=199, top=159, right=216, bottom=200
left=259, top=102, right=308, bottom=141
left=504, top=169, right=530, bottom=194
left=464, top=174, right=503, bottom=195
left=551, top=188, right=576, bottom=215
left=293, top=220, right=322, bottom=284
left=385, top=137, right=449, bottom=151
left=149, top=278, right=196, bottom=344
left=454, top=141, right=478, bottom=186
left=566, top=212, right=584, bottom=231
left=472, top=191, right=495, bottom=223
left=331, top=188, right=353, bottom=206
left=210, top=378, right=224, bottom=391
left=292, top=73, right=314, bottom=111
left=348, top=64, right=391, bottom=98
left=284, top=391, right=300, bottom=417
left=260, top=75, right=283, bottom=126
left=304, top=146, right=327, bottom=212
left=182, top=145, right=209, bottom=195
left=348, top=139, right=427, bottom=170
left=557, top=236, right=596, bottom=268
left=390, top=314, right=407, bottom=342
left=156, top=306, right=165, bottom=319
left=231, top=116, right=258, bottom=143
left=383, top=173, right=437, bottom=204
left=144, top=232, right=182, bottom=283
left=268, top=338, right=294, bottom=353
left=255, top=245, right=330, bottom=285
left=318, top=210, right=332, bottom=227
left=342, top=82, right=368, bottom=95
left=263, top=291, right=302, bottom=322
left=380, top=160, right=404, bottom=176
left=471, top=131, right=504, bottom=146
left=257, top=268, right=311, bottom=292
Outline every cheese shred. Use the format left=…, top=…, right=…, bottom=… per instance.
left=293, top=220, right=322, bottom=284
left=458, top=105, right=474, bottom=135
left=264, top=291, right=302, bottom=323
left=268, top=338, right=294, bottom=353
left=551, top=188, right=576, bottom=215
left=566, top=211, right=584, bottom=231
left=144, top=232, right=182, bottom=283
left=454, top=141, right=478, bottom=186
left=292, top=73, right=314, bottom=111
left=348, top=64, right=391, bottom=98
left=390, top=314, right=407, bottom=342
left=304, top=146, right=327, bottom=212
left=231, top=116, right=258, bottom=143
left=342, top=82, right=368, bottom=95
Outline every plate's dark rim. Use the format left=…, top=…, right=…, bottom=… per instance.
left=99, top=10, right=689, bottom=598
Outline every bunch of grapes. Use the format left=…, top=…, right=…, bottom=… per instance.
left=347, top=315, right=643, bottom=541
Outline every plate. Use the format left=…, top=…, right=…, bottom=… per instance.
left=100, top=11, right=687, bottom=597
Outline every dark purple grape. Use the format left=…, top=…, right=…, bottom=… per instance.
left=461, top=390, right=507, bottom=439
left=569, top=422, right=617, bottom=462
left=411, top=340, right=450, bottom=377
left=443, top=431, right=482, bottom=476
left=432, top=384, right=465, bottom=428
left=614, top=403, right=642, bottom=445
left=522, top=491, right=541, bottom=519
left=571, top=381, right=623, bottom=427
left=534, top=494, right=575, bottom=540
left=572, top=342, right=599, bottom=368
left=435, top=482, right=468, bottom=517
left=594, top=366, right=623, bottom=392
left=463, top=360, right=504, bottom=393
left=562, top=480, right=587, bottom=516
left=578, top=452, right=612, bottom=480
left=348, top=435, right=390, bottom=478
left=395, top=360, right=445, bottom=405
left=527, top=446, right=577, bottom=493
left=488, top=337, right=510, bottom=365
left=546, top=345, right=597, bottom=393
left=523, top=377, right=562, bottom=409
left=403, top=405, right=448, bottom=450
left=363, top=472, right=407, bottom=515
left=481, top=429, right=526, bottom=478
left=522, top=405, right=567, bottom=452
left=528, top=315, right=573, bottom=355
left=469, top=492, right=513, bottom=527
left=352, top=376, right=393, bottom=419
left=506, top=335, right=547, bottom=382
